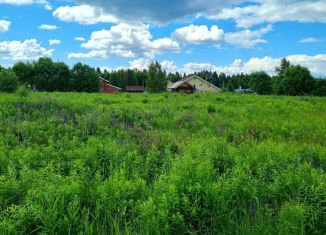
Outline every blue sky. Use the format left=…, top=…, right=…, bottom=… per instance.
left=0, top=0, right=326, bottom=76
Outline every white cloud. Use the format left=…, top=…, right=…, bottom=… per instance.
left=68, top=50, right=107, bottom=59
left=161, top=60, right=178, bottom=73
left=69, top=23, right=180, bottom=59
left=53, top=5, right=117, bottom=25
left=0, top=20, right=10, bottom=32
left=172, top=24, right=224, bottom=44
left=129, top=58, right=152, bottom=70
left=178, top=54, right=326, bottom=75
left=75, top=37, right=86, bottom=41
left=49, top=39, right=61, bottom=45
left=172, top=24, right=272, bottom=48
left=209, top=0, right=326, bottom=28
left=224, top=25, right=273, bottom=48
left=298, top=37, right=320, bottom=43
left=0, top=39, right=54, bottom=60
left=0, top=0, right=51, bottom=10
left=38, top=24, right=59, bottom=30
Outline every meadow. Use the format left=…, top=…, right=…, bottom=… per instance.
left=0, top=92, right=325, bottom=234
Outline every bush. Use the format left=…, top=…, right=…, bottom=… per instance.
left=0, top=69, right=18, bottom=92
left=16, top=86, right=30, bottom=98
left=0, top=70, right=19, bottom=93
left=207, top=104, right=216, bottom=114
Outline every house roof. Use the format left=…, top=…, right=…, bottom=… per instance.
left=168, top=75, right=221, bottom=90
left=125, top=86, right=145, bottom=91
left=99, top=77, right=122, bottom=90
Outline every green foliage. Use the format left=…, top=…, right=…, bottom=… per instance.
left=146, top=61, right=167, bottom=93
left=282, top=65, right=315, bottom=96
left=275, top=57, right=291, bottom=78
left=0, top=91, right=326, bottom=234
left=226, top=79, right=235, bottom=91
left=313, top=79, right=326, bottom=96
left=16, top=86, right=30, bottom=98
left=0, top=69, right=19, bottom=93
left=12, top=61, right=34, bottom=87
left=71, top=63, right=99, bottom=92
left=250, top=71, right=273, bottom=95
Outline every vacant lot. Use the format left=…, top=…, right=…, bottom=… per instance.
left=0, top=92, right=325, bottom=234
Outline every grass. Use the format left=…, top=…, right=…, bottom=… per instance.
left=0, top=92, right=325, bottom=234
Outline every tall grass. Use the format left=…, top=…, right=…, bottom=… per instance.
left=0, top=92, right=325, bottom=234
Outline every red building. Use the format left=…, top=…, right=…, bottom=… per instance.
left=99, top=77, right=122, bottom=93
left=125, top=86, right=145, bottom=93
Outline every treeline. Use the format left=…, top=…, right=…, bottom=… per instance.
left=0, top=57, right=326, bottom=96
left=195, top=58, right=326, bottom=96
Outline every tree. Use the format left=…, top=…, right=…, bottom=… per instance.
left=226, top=79, right=235, bottom=91
left=53, top=62, right=71, bottom=91
left=13, top=61, right=35, bottom=87
left=33, top=57, right=55, bottom=91
left=313, top=79, right=326, bottom=96
left=281, top=65, right=314, bottom=96
left=146, top=61, right=167, bottom=93
left=275, top=58, right=290, bottom=78
left=0, top=69, right=19, bottom=93
left=249, top=71, right=273, bottom=95
left=71, top=63, right=99, bottom=92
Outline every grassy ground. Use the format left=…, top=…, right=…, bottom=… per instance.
left=0, top=92, right=325, bottom=234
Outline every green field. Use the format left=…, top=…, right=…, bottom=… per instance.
left=0, top=92, right=325, bottom=234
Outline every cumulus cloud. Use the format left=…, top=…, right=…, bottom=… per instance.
left=298, top=37, right=320, bottom=43
left=49, top=39, right=61, bottom=45
left=68, top=50, right=107, bottom=59
left=53, top=5, right=117, bottom=25
left=224, top=25, right=273, bottom=48
left=0, top=0, right=51, bottom=10
left=209, top=0, right=326, bottom=28
left=129, top=58, right=152, bottom=70
left=75, top=37, right=86, bottom=41
left=38, top=24, right=59, bottom=30
left=125, top=54, right=326, bottom=75
left=69, top=23, right=180, bottom=59
left=178, top=54, right=326, bottom=75
left=0, top=20, right=10, bottom=32
left=173, top=24, right=272, bottom=48
left=173, top=24, right=224, bottom=44
left=0, top=39, right=54, bottom=60
left=76, top=0, right=238, bottom=24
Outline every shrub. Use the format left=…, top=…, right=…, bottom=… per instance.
left=0, top=70, right=19, bottom=93
left=16, top=86, right=30, bottom=98
left=207, top=104, right=216, bottom=114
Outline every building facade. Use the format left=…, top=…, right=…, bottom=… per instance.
left=99, top=77, right=122, bottom=93
left=168, top=75, right=221, bottom=93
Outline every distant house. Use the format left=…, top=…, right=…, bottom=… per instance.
left=125, top=86, right=145, bottom=93
left=168, top=75, right=221, bottom=93
left=235, top=87, right=255, bottom=94
left=99, top=77, right=122, bottom=93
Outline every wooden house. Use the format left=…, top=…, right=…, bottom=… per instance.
left=168, top=75, right=221, bottom=93
left=125, top=86, right=145, bottom=93
left=99, top=77, right=122, bottom=93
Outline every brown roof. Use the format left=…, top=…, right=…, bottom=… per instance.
left=125, top=86, right=145, bottom=91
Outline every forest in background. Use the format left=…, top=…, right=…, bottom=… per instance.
left=0, top=58, right=326, bottom=96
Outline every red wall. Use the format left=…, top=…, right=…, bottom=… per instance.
left=100, top=80, right=120, bottom=93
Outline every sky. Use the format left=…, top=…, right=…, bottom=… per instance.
left=0, top=0, right=326, bottom=76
